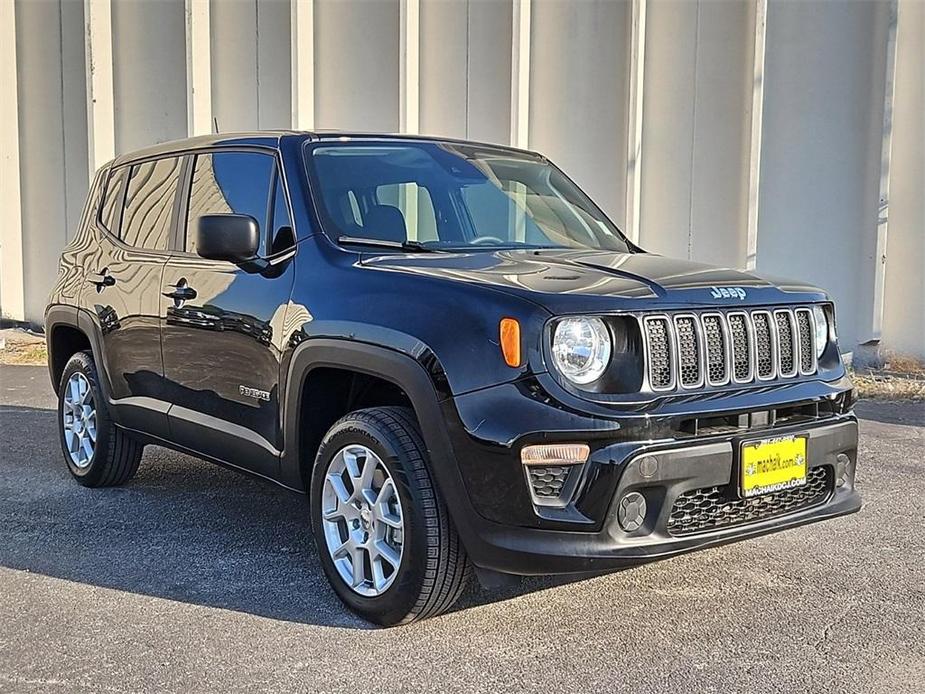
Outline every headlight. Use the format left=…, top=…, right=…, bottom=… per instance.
left=812, top=305, right=829, bottom=357
left=552, top=317, right=612, bottom=385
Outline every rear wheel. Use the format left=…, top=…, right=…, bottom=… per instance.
left=57, top=351, right=143, bottom=487
left=310, top=406, right=470, bottom=625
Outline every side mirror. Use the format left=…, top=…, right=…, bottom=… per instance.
left=195, top=214, right=260, bottom=263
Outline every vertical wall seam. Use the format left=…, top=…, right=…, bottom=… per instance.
left=745, top=0, right=768, bottom=270
left=291, top=0, right=314, bottom=130
left=464, top=0, right=470, bottom=138
left=399, top=0, right=420, bottom=135
left=57, top=0, right=70, bottom=242
left=686, top=0, right=702, bottom=260
left=0, top=0, right=26, bottom=320
left=254, top=0, right=260, bottom=128
left=84, top=0, right=115, bottom=172
left=624, top=0, right=646, bottom=243
left=867, top=0, right=899, bottom=345
left=510, top=0, right=531, bottom=149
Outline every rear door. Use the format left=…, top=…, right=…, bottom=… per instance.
left=79, top=156, right=183, bottom=437
left=160, top=149, right=297, bottom=479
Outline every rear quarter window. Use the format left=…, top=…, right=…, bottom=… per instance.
left=98, top=167, right=127, bottom=235
left=121, top=156, right=183, bottom=251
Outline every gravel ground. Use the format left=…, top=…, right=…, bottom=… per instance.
left=1, top=364, right=923, bottom=693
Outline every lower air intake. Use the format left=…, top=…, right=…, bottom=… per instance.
left=667, top=466, right=832, bottom=536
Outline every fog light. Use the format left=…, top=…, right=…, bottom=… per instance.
left=835, top=453, right=851, bottom=487
left=638, top=455, right=658, bottom=478
left=618, top=492, right=647, bottom=532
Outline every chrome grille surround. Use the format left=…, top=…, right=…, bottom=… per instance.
left=774, top=309, right=799, bottom=378
left=643, top=316, right=676, bottom=391
left=726, top=311, right=755, bottom=383
left=673, top=314, right=704, bottom=389
left=752, top=310, right=776, bottom=381
left=701, top=313, right=731, bottom=386
left=795, top=308, right=816, bottom=375
left=640, top=307, right=818, bottom=392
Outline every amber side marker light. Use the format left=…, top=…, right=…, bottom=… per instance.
left=499, top=317, right=521, bottom=367
left=521, top=443, right=591, bottom=466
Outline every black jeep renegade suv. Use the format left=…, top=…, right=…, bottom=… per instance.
left=45, top=132, right=860, bottom=625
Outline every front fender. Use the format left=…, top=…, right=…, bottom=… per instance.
left=279, top=338, right=494, bottom=556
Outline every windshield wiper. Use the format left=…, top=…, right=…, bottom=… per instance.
left=337, top=236, right=440, bottom=253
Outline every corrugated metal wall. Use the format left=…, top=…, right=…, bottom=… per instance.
left=1, top=0, right=922, bottom=358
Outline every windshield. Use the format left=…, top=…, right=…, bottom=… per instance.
left=303, top=140, right=633, bottom=253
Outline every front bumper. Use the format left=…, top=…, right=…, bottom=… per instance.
left=459, top=417, right=859, bottom=575
left=432, top=378, right=860, bottom=576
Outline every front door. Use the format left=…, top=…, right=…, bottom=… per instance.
left=160, top=150, right=296, bottom=479
left=80, top=156, right=184, bottom=437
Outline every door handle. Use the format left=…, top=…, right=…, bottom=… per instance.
left=88, top=268, right=116, bottom=289
left=163, top=281, right=197, bottom=302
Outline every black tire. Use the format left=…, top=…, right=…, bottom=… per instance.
left=57, top=350, right=143, bottom=487
left=310, top=406, right=471, bottom=626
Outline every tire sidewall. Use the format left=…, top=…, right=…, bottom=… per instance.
left=58, top=352, right=112, bottom=485
left=310, top=414, right=431, bottom=625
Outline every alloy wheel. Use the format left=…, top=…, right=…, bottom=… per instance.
left=62, top=372, right=96, bottom=469
left=320, top=445, right=405, bottom=597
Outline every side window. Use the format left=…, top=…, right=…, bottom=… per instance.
left=269, top=173, right=295, bottom=255
left=99, top=166, right=127, bottom=234
left=121, top=157, right=183, bottom=251
left=185, top=151, right=274, bottom=255
left=374, top=182, right=437, bottom=242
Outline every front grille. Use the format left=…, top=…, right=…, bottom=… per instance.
left=641, top=307, right=818, bottom=392
left=667, top=466, right=832, bottom=536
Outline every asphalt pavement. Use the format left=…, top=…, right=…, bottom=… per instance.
left=1, top=364, right=923, bottom=693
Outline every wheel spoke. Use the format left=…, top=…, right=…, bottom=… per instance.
left=358, top=453, right=378, bottom=493
left=80, top=436, right=93, bottom=462
left=69, top=378, right=81, bottom=406
left=373, top=540, right=401, bottom=569
left=378, top=511, right=402, bottom=529
left=342, top=448, right=362, bottom=484
left=326, top=472, right=352, bottom=504
left=331, top=537, right=352, bottom=559
left=350, top=546, right=366, bottom=587
left=322, top=504, right=341, bottom=522
left=371, top=553, right=388, bottom=591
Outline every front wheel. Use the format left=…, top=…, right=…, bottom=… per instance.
left=310, top=407, right=470, bottom=626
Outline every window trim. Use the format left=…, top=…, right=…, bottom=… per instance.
left=94, top=154, right=186, bottom=257
left=172, top=145, right=293, bottom=260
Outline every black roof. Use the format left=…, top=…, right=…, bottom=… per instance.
left=108, top=131, right=542, bottom=168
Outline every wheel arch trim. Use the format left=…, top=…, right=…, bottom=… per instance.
left=279, top=338, right=484, bottom=546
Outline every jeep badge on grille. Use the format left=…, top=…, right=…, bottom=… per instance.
left=710, top=286, right=747, bottom=300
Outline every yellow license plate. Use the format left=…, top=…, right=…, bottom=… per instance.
left=741, top=435, right=808, bottom=498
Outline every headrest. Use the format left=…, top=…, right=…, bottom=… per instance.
left=362, top=205, right=407, bottom=243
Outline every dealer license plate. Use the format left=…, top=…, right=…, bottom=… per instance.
left=740, top=435, right=808, bottom=498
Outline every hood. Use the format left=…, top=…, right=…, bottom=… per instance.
left=361, top=249, right=828, bottom=313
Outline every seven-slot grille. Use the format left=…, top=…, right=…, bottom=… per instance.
left=643, top=308, right=817, bottom=391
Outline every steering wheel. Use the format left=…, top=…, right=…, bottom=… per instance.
left=470, top=236, right=506, bottom=246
